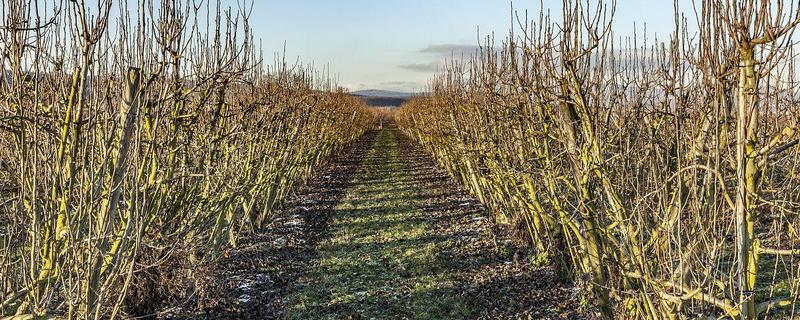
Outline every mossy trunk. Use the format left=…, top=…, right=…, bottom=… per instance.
left=735, top=44, right=760, bottom=320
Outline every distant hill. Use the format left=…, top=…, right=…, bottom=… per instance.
left=352, top=90, right=417, bottom=98
left=351, top=90, right=426, bottom=107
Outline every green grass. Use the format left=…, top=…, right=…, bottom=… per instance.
left=285, top=129, right=472, bottom=319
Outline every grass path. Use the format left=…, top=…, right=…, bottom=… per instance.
left=285, top=128, right=472, bottom=319
left=168, top=127, right=587, bottom=319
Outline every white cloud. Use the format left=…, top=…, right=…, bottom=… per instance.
left=342, top=83, right=368, bottom=91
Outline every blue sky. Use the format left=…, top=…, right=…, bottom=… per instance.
left=249, top=0, right=693, bottom=92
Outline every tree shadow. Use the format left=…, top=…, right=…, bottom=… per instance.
left=166, top=131, right=380, bottom=320
left=283, top=128, right=549, bottom=319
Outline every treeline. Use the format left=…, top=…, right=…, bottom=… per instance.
left=397, top=0, right=800, bottom=319
left=0, top=0, right=372, bottom=318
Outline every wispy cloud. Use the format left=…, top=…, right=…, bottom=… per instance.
left=377, top=80, right=427, bottom=92
left=399, top=43, right=494, bottom=73
left=419, top=44, right=484, bottom=56
left=342, top=83, right=369, bottom=91
left=398, top=62, right=441, bottom=72
left=344, top=80, right=425, bottom=92
left=380, top=80, right=421, bottom=86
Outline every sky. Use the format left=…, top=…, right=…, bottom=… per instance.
left=248, top=0, right=694, bottom=92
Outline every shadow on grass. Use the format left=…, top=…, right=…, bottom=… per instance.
left=161, top=131, right=380, bottom=320
left=283, top=127, right=516, bottom=320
